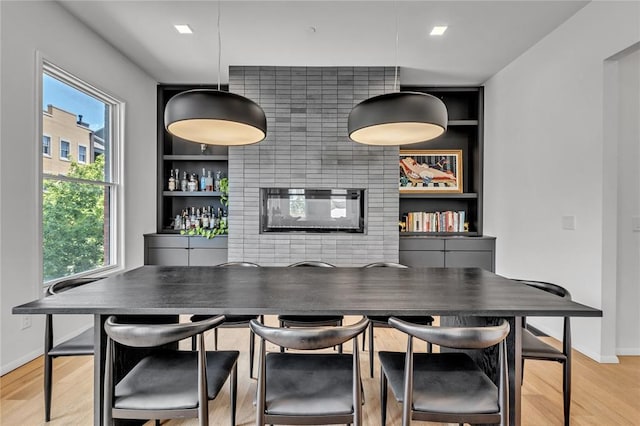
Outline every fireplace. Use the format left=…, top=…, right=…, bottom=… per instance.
left=260, top=188, right=366, bottom=233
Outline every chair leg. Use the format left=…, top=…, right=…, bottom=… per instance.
left=369, top=323, right=375, bottom=378
left=279, top=320, right=285, bottom=353
left=230, top=363, right=237, bottom=426
left=380, top=367, right=388, bottom=425
left=563, top=359, right=571, bottom=426
left=44, top=353, right=53, bottom=422
left=249, top=329, right=255, bottom=379
left=427, top=341, right=432, bottom=353
left=191, top=335, right=197, bottom=351
left=214, top=328, right=218, bottom=351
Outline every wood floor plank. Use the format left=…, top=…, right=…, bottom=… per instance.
left=1, top=316, right=638, bottom=425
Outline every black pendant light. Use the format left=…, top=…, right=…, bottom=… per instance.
left=348, top=3, right=447, bottom=146
left=164, top=2, right=266, bottom=146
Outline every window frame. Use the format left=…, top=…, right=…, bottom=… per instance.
left=59, top=138, right=71, bottom=161
left=39, top=58, right=124, bottom=286
left=78, top=144, right=87, bottom=164
left=42, top=134, right=51, bottom=157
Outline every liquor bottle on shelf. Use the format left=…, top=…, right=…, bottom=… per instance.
left=188, top=173, right=197, bottom=192
left=168, top=169, right=176, bottom=191
left=205, top=171, right=214, bottom=192
left=180, top=171, right=188, bottom=192
left=200, top=168, right=207, bottom=191
left=214, top=170, right=222, bottom=192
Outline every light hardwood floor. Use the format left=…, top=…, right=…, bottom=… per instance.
left=1, top=316, right=638, bottom=425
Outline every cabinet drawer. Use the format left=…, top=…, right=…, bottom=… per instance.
left=189, top=249, right=228, bottom=266
left=445, top=238, right=495, bottom=252
left=399, top=250, right=445, bottom=267
left=145, top=235, right=189, bottom=249
left=146, top=248, right=189, bottom=266
left=445, top=251, right=494, bottom=271
left=189, top=237, right=228, bottom=249
left=399, top=238, right=445, bottom=251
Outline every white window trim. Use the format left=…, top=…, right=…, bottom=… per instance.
left=59, top=138, right=71, bottom=161
left=78, top=144, right=88, bottom=163
left=42, top=134, right=52, bottom=158
left=38, top=54, right=125, bottom=286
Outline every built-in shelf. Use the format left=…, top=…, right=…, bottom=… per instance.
left=163, top=155, right=228, bottom=161
left=162, top=191, right=223, bottom=197
left=400, top=193, right=478, bottom=199
left=448, top=119, right=478, bottom=126
left=401, top=232, right=479, bottom=237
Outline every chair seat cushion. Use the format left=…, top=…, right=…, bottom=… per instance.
left=379, top=351, right=499, bottom=415
left=522, top=329, right=566, bottom=361
left=48, top=327, right=94, bottom=356
left=278, top=315, right=344, bottom=326
left=190, top=314, right=258, bottom=325
left=114, top=350, right=238, bottom=411
left=263, top=353, right=354, bottom=416
left=368, top=315, right=435, bottom=326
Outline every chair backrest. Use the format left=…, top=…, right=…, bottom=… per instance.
left=216, top=262, right=260, bottom=267
left=104, top=315, right=225, bottom=348
left=389, top=317, right=510, bottom=350
left=364, top=262, right=408, bottom=268
left=517, top=280, right=571, bottom=300
left=288, top=261, right=335, bottom=267
left=47, top=276, right=106, bottom=296
left=251, top=317, right=369, bottom=350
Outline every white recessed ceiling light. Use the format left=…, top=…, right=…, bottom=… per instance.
left=174, top=24, right=193, bottom=34
left=430, top=26, right=448, bottom=36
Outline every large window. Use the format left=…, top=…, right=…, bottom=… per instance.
left=41, top=62, right=121, bottom=283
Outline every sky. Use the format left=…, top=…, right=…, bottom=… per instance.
left=43, top=74, right=105, bottom=131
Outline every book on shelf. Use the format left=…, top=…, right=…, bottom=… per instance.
left=403, top=210, right=466, bottom=233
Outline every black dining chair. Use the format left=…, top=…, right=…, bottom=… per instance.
left=379, top=317, right=510, bottom=426
left=362, top=262, right=434, bottom=377
left=250, top=317, right=369, bottom=426
left=44, top=276, right=105, bottom=421
left=277, top=261, right=344, bottom=353
left=103, top=314, right=238, bottom=425
left=515, top=279, right=572, bottom=426
left=190, top=261, right=261, bottom=378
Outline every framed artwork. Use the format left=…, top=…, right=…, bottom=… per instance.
left=399, top=150, right=463, bottom=193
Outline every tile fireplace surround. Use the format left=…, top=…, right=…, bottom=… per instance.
left=228, top=66, right=399, bottom=266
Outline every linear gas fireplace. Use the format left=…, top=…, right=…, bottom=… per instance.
left=260, top=188, right=366, bottom=233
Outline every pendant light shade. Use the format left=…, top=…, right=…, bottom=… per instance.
left=348, top=91, right=448, bottom=146
left=164, top=89, right=267, bottom=146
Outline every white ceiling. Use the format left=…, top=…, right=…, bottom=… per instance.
left=58, top=0, right=589, bottom=86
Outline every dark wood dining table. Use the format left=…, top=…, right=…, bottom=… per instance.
left=13, top=265, right=601, bottom=425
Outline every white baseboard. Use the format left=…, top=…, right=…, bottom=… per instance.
left=616, top=347, right=640, bottom=356
left=1, top=349, right=42, bottom=376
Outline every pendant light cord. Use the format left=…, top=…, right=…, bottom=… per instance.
left=217, top=0, right=221, bottom=91
left=393, top=0, right=399, bottom=92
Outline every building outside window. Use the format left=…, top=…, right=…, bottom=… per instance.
left=78, top=145, right=87, bottom=163
left=42, top=135, right=51, bottom=156
left=60, top=139, right=70, bottom=160
left=42, top=61, right=122, bottom=283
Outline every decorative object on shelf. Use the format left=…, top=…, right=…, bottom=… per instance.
left=399, top=149, right=462, bottom=193
left=219, top=177, right=228, bottom=206
left=163, top=2, right=266, bottom=146
left=347, top=3, right=447, bottom=146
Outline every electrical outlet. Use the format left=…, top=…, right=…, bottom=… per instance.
left=562, top=215, right=576, bottom=230
left=21, top=315, right=32, bottom=330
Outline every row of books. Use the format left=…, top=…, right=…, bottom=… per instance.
left=402, top=210, right=467, bottom=233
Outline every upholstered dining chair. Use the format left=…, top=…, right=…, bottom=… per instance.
left=190, top=261, right=261, bottom=378
left=379, top=317, right=510, bottom=426
left=250, top=317, right=369, bottom=426
left=44, top=276, right=105, bottom=421
left=515, top=279, right=572, bottom=426
left=277, top=261, right=344, bottom=353
left=362, top=262, right=434, bottom=377
left=103, top=315, right=238, bottom=426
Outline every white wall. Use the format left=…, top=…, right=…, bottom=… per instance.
left=0, top=1, right=157, bottom=374
left=484, top=1, right=639, bottom=362
left=615, top=47, right=640, bottom=355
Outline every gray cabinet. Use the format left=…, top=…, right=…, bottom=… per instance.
left=399, top=236, right=496, bottom=271
left=144, top=234, right=227, bottom=266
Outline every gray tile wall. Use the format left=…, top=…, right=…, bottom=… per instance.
left=228, top=66, right=399, bottom=266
